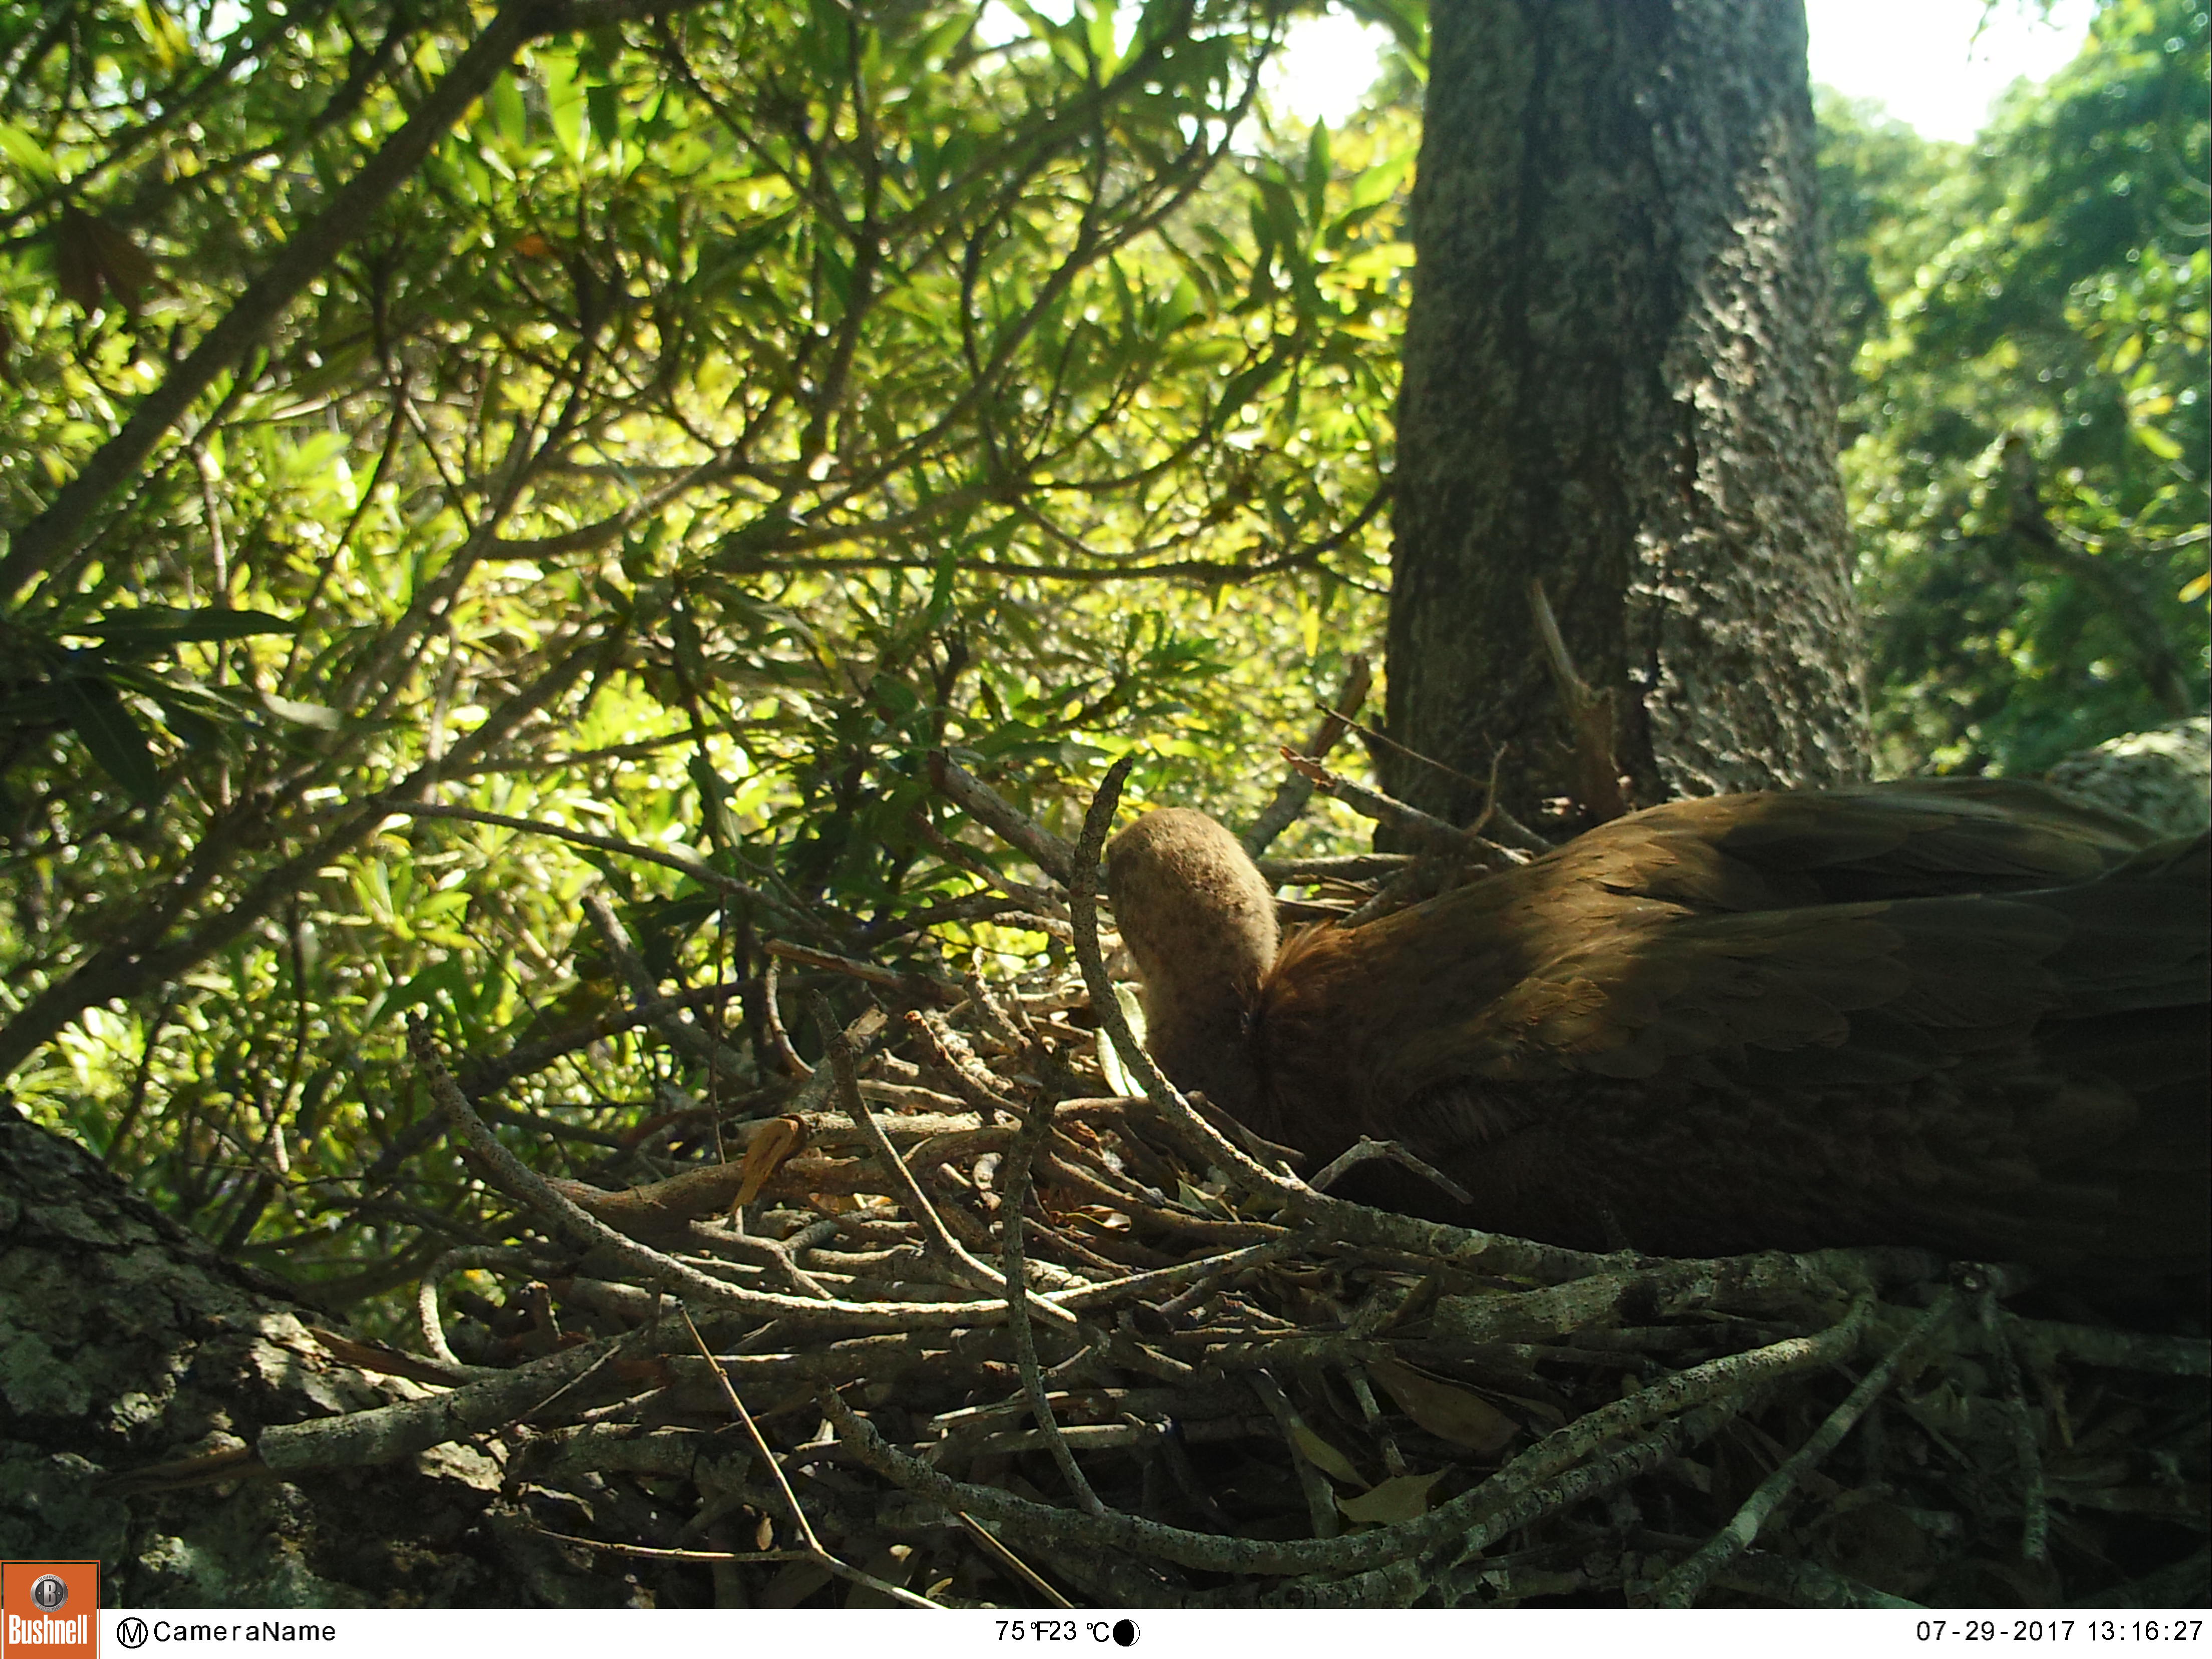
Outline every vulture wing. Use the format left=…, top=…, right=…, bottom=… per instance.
left=1253, top=787, right=2207, bottom=1280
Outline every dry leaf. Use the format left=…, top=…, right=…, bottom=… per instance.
left=1368, top=1358, right=1518, bottom=1453
left=54, top=206, right=154, bottom=314
left=737, top=1115, right=808, bottom=1205
left=1336, top=1470, right=1445, bottom=1526
left=1291, top=1423, right=1368, bottom=1488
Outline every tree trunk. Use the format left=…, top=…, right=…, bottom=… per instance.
left=1382, top=0, right=1870, bottom=832
left=0, top=1112, right=612, bottom=1606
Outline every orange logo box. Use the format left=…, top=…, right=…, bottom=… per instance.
left=1, top=1563, right=98, bottom=1659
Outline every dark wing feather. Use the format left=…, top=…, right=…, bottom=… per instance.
left=1254, top=787, right=2207, bottom=1279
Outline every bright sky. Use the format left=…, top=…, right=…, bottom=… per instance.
left=1270, top=0, right=2102, bottom=142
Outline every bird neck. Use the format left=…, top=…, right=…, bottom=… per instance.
left=1105, top=808, right=1282, bottom=1122
left=1138, top=962, right=1267, bottom=1121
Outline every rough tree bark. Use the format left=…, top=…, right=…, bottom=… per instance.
left=0, top=1113, right=618, bottom=1606
left=1382, top=0, right=1871, bottom=830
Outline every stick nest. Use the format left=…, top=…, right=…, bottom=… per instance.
left=269, top=762, right=2207, bottom=1611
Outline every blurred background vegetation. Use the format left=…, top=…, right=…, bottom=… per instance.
left=0, top=0, right=2200, bottom=1315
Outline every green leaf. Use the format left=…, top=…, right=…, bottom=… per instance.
left=1304, top=119, right=1331, bottom=235
left=541, top=49, right=586, bottom=161
left=485, top=71, right=527, bottom=147
left=2131, top=422, right=2183, bottom=460
left=1337, top=1471, right=1445, bottom=1526
left=0, top=119, right=57, bottom=182
left=387, top=956, right=468, bottom=1018
left=56, top=674, right=164, bottom=805
left=258, top=691, right=343, bottom=730
left=1290, top=1424, right=1366, bottom=1488
left=76, top=606, right=296, bottom=648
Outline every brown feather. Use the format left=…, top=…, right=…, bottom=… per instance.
left=1105, top=780, right=2209, bottom=1298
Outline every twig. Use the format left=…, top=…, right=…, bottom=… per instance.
left=907, top=811, right=1068, bottom=914
left=810, top=995, right=1079, bottom=1330
left=1278, top=752, right=1504, bottom=860
left=416, top=1245, right=555, bottom=1375
left=1978, top=1285, right=2048, bottom=1563
left=1247, top=1369, right=1341, bottom=1539
left=1310, top=1136, right=1475, bottom=1206
left=768, top=938, right=962, bottom=1005
left=679, top=1307, right=942, bottom=1610
left=1527, top=577, right=1626, bottom=822
left=2004, top=1315, right=2210, bottom=1377
left=582, top=892, right=750, bottom=1079
left=1650, top=1292, right=1938, bottom=1606
left=1316, top=710, right=1555, bottom=853
left=957, top=1511, right=1075, bottom=1608
left=927, top=750, right=1079, bottom=884
left=818, top=1293, right=1875, bottom=1583
left=404, top=1016, right=1080, bottom=1332
left=998, top=1089, right=1106, bottom=1514
left=1243, top=653, right=1372, bottom=858
left=906, top=1008, right=1025, bottom=1120
left=257, top=1332, right=634, bottom=1474
left=761, top=952, right=811, bottom=1078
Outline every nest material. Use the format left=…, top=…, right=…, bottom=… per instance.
left=236, top=765, right=2207, bottom=1610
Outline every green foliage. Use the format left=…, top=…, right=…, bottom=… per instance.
left=0, top=0, right=1411, bottom=1302
left=1820, top=0, right=2210, bottom=778
left=4, top=0, right=2192, bottom=1315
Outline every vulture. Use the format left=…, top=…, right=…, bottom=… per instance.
left=1105, top=779, right=2209, bottom=1296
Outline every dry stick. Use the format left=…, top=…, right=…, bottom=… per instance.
left=581, top=892, right=751, bottom=1080
left=1649, top=1291, right=1937, bottom=1607
left=1343, top=1365, right=1411, bottom=1480
left=2003, top=1316, right=2211, bottom=1378
left=962, top=971, right=1036, bottom=1055
left=1527, top=577, right=1626, bottom=822
left=358, top=982, right=758, bottom=1191
left=1057, top=1238, right=1302, bottom=1312
left=956, top=1512, right=1075, bottom=1609
left=258, top=1330, right=633, bottom=1475
left=927, top=750, right=1079, bottom=884
left=906, top=1007, right=1025, bottom=1120
left=907, top=811, right=1068, bottom=916
left=760, top=953, right=812, bottom=1078
left=469, top=979, right=756, bottom=1097
left=403, top=1016, right=1072, bottom=1331
left=1978, top=1286, right=2049, bottom=1564
left=997, top=1087, right=1107, bottom=1514
left=526, top=1529, right=813, bottom=1567
left=1310, top=1135, right=1474, bottom=1206
left=817, top=1305, right=1865, bottom=1581
left=415, top=1245, right=556, bottom=1376
left=810, top=994, right=1079, bottom=1331
left=1716, top=1552, right=1924, bottom=1611
left=1242, top=652, right=1372, bottom=859
left=305, top=1327, right=482, bottom=1391
left=1256, top=851, right=1412, bottom=884
left=770, top=938, right=961, bottom=1005
left=687, top=1222, right=838, bottom=1303
left=1246, top=1369, right=1341, bottom=1540
left=677, top=1307, right=942, bottom=1611
left=1277, top=752, right=1482, bottom=858
left=1321, top=710, right=1555, bottom=855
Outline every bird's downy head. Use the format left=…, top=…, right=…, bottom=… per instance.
left=1105, top=807, right=1279, bottom=1115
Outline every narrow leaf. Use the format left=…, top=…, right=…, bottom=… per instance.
left=56, top=674, right=163, bottom=805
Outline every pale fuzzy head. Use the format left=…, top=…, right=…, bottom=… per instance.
left=1105, top=808, right=1280, bottom=1114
